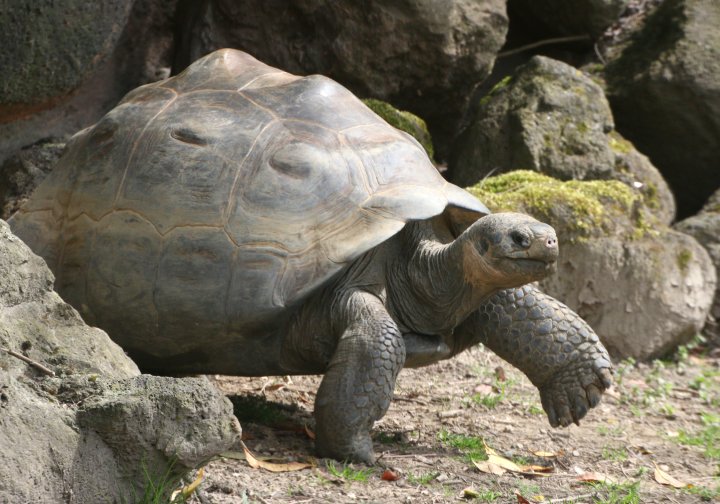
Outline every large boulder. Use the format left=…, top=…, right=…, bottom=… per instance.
left=172, top=0, right=509, bottom=158
left=508, top=0, right=629, bottom=38
left=450, top=56, right=676, bottom=224
left=468, top=171, right=716, bottom=360
left=0, top=220, right=240, bottom=503
left=674, top=189, right=720, bottom=324
left=0, top=0, right=133, bottom=116
left=0, top=137, right=67, bottom=219
left=0, top=0, right=178, bottom=164
left=604, top=0, right=720, bottom=218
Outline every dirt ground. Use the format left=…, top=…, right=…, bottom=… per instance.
left=183, top=341, right=719, bottom=503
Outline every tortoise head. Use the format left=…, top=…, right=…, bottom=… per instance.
left=460, top=212, right=558, bottom=289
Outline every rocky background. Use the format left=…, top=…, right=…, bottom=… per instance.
left=1, top=0, right=719, bottom=501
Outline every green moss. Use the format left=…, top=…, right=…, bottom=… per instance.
left=608, top=131, right=634, bottom=154
left=467, top=170, right=648, bottom=242
left=677, top=249, right=692, bottom=272
left=362, top=98, right=434, bottom=160
left=477, top=75, right=513, bottom=107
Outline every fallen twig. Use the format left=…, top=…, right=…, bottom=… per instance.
left=438, top=409, right=464, bottom=419
left=498, top=35, right=592, bottom=58
left=549, top=494, right=593, bottom=503
left=2, top=347, right=55, bottom=376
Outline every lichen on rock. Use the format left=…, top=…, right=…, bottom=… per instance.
left=362, top=98, right=435, bottom=161
left=450, top=55, right=676, bottom=224
left=466, top=170, right=650, bottom=242
left=467, top=171, right=715, bottom=360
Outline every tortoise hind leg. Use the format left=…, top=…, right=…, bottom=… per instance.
left=314, top=290, right=405, bottom=464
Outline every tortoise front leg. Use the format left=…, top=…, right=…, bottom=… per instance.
left=454, top=284, right=613, bottom=427
left=315, top=290, right=406, bottom=464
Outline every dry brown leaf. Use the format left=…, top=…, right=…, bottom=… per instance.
left=653, top=463, right=691, bottom=489
left=473, top=459, right=507, bottom=475
left=170, top=467, right=205, bottom=501
left=463, top=487, right=481, bottom=498
left=482, top=444, right=552, bottom=475
left=181, top=467, right=205, bottom=498
left=474, top=444, right=552, bottom=477
left=304, top=424, right=316, bottom=440
left=473, top=384, right=494, bottom=395
left=241, top=442, right=313, bottom=473
left=532, top=450, right=563, bottom=458
left=576, top=471, right=617, bottom=484
left=515, top=493, right=531, bottom=504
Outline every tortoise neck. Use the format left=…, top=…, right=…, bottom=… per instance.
left=387, top=220, right=494, bottom=335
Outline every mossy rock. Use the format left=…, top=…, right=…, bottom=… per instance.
left=467, top=170, right=654, bottom=242
left=0, top=1, right=133, bottom=109
left=363, top=99, right=435, bottom=161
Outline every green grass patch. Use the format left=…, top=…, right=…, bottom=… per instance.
left=677, top=412, right=720, bottom=460
left=591, top=481, right=641, bottom=504
left=463, top=487, right=503, bottom=501
left=684, top=482, right=720, bottom=502
left=472, top=392, right=504, bottom=409
left=527, top=403, right=544, bottom=416
left=597, top=425, right=625, bottom=437
left=406, top=471, right=439, bottom=485
left=437, top=430, right=488, bottom=462
left=125, top=458, right=187, bottom=504
left=325, top=461, right=374, bottom=482
left=601, top=446, right=629, bottom=462
left=470, top=376, right=516, bottom=409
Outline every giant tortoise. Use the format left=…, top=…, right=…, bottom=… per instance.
left=10, top=49, right=613, bottom=463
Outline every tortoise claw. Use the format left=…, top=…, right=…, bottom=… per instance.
left=539, top=359, right=613, bottom=428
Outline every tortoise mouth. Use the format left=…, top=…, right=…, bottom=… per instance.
left=508, top=257, right=557, bottom=276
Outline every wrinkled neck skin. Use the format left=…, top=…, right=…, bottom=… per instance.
left=385, top=219, right=503, bottom=336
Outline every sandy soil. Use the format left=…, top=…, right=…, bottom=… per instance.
left=182, top=343, right=719, bottom=503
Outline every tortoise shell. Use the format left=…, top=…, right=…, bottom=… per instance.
left=10, top=49, right=487, bottom=349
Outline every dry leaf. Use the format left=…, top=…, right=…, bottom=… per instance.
left=381, top=469, right=400, bottom=481
left=515, top=493, right=531, bottom=504
left=479, top=444, right=552, bottom=476
left=473, top=384, right=494, bottom=395
left=632, top=446, right=653, bottom=455
left=304, top=424, right=316, bottom=440
left=241, top=442, right=312, bottom=473
left=181, top=467, right=205, bottom=498
left=463, top=487, right=480, bottom=499
left=473, top=459, right=506, bottom=475
left=577, top=471, right=617, bottom=484
left=653, top=463, right=691, bottom=489
left=170, top=467, right=205, bottom=501
left=532, top=450, right=563, bottom=458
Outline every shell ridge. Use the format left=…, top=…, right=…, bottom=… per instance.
left=112, top=90, right=179, bottom=208
left=222, top=119, right=280, bottom=224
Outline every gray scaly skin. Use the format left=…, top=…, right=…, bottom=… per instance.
left=283, top=212, right=613, bottom=464
left=453, top=286, right=613, bottom=427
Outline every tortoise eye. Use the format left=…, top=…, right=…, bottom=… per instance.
left=510, top=231, right=530, bottom=248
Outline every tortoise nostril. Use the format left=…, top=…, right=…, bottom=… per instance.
left=546, top=237, right=557, bottom=248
